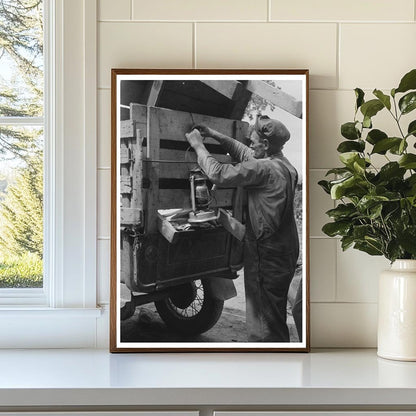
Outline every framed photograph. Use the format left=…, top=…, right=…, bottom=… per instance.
left=110, top=69, right=310, bottom=352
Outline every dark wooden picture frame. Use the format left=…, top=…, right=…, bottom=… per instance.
left=110, top=69, right=310, bottom=352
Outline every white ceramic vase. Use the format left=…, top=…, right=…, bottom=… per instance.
left=378, top=259, right=416, bottom=361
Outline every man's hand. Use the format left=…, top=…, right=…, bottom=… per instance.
left=185, top=129, right=204, bottom=149
left=192, top=124, right=216, bottom=139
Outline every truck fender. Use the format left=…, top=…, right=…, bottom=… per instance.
left=205, top=277, right=237, bottom=301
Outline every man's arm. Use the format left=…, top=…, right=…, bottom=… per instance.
left=193, top=125, right=254, bottom=162
left=186, top=129, right=265, bottom=188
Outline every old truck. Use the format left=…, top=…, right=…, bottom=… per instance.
left=116, top=77, right=302, bottom=335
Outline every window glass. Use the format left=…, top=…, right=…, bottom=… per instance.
left=0, top=0, right=44, bottom=289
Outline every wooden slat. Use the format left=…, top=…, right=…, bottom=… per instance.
left=146, top=80, right=164, bottom=106
left=120, top=207, right=142, bottom=225
left=120, top=147, right=130, bottom=164
left=120, top=120, right=135, bottom=138
left=200, top=80, right=239, bottom=99
left=151, top=106, right=243, bottom=145
left=131, top=128, right=144, bottom=214
left=129, top=103, right=147, bottom=137
left=246, top=80, right=302, bottom=118
left=120, top=175, right=132, bottom=194
left=146, top=107, right=161, bottom=232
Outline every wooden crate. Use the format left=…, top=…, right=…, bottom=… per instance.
left=120, top=104, right=247, bottom=291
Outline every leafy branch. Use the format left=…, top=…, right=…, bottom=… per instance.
left=319, top=69, right=416, bottom=262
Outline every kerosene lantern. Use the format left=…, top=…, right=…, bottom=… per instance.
left=188, top=168, right=218, bottom=223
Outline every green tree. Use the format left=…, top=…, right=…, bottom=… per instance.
left=0, top=0, right=43, bottom=161
left=0, top=0, right=43, bottom=285
left=0, top=154, right=43, bottom=257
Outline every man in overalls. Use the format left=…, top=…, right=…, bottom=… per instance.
left=186, top=115, right=299, bottom=342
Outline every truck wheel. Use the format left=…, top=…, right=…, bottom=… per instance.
left=155, top=279, right=224, bottom=335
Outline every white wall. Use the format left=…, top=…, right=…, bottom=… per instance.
left=96, top=0, right=416, bottom=347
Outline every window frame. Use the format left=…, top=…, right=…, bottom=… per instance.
left=0, top=0, right=100, bottom=348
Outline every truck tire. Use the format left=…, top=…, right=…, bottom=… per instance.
left=155, top=279, right=224, bottom=335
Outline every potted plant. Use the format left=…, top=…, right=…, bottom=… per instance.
left=319, top=68, right=416, bottom=361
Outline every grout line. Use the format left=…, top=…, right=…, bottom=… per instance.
left=193, top=22, right=197, bottom=69
left=97, top=19, right=415, bottom=24
left=333, top=230, right=338, bottom=301
left=98, top=167, right=110, bottom=171
left=336, top=23, right=340, bottom=90
left=267, top=0, right=271, bottom=22
left=415, top=0, right=416, bottom=21
left=130, top=0, right=133, bottom=20
left=311, top=301, right=378, bottom=305
left=98, top=237, right=111, bottom=240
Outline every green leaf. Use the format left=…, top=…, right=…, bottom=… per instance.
left=371, top=137, right=402, bottom=154
left=363, top=116, right=372, bottom=129
left=337, top=140, right=365, bottom=153
left=399, top=154, right=416, bottom=169
left=322, top=221, right=351, bottom=237
left=391, top=88, right=396, bottom=98
left=357, top=195, right=389, bottom=212
left=353, top=224, right=374, bottom=240
left=369, top=203, right=383, bottom=219
left=366, top=129, right=387, bottom=145
left=341, top=235, right=355, bottom=251
left=354, top=241, right=383, bottom=256
left=386, top=240, right=403, bottom=263
left=395, top=69, right=416, bottom=94
left=373, top=89, right=391, bottom=110
left=378, top=162, right=406, bottom=181
left=399, top=92, right=416, bottom=115
left=326, top=203, right=357, bottom=220
left=355, top=88, right=365, bottom=110
left=407, top=120, right=416, bottom=138
left=330, top=176, right=356, bottom=199
left=398, top=227, right=416, bottom=255
left=339, top=152, right=360, bottom=167
left=341, top=122, right=360, bottom=140
left=325, top=167, right=352, bottom=176
left=318, top=180, right=331, bottom=194
left=390, top=139, right=408, bottom=155
left=360, top=99, right=384, bottom=119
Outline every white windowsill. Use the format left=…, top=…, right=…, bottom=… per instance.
left=0, top=307, right=102, bottom=316
left=0, top=349, right=415, bottom=410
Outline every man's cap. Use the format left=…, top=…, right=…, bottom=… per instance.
left=254, top=114, right=290, bottom=147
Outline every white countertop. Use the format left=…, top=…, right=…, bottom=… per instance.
left=1, top=348, right=416, bottom=408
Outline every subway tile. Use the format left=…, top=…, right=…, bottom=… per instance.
left=97, top=239, right=110, bottom=304
left=98, top=89, right=111, bottom=168
left=309, top=170, right=334, bottom=237
left=98, top=169, right=111, bottom=238
left=98, top=0, right=131, bottom=21
left=309, top=90, right=353, bottom=169
left=98, top=22, right=193, bottom=89
left=311, top=303, right=377, bottom=347
left=310, top=239, right=336, bottom=302
left=132, top=0, right=268, bottom=21
left=340, top=24, right=416, bottom=90
left=309, top=89, right=412, bottom=169
left=336, top=244, right=390, bottom=303
left=196, top=23, right=337, bottom=89
left=271, top=0, right=414, bottom=22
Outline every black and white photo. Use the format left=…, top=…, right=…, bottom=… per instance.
left=110, top=70, right=309, bottom=352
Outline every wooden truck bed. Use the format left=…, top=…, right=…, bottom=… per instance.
left=119, top=104, right=247, bottom=292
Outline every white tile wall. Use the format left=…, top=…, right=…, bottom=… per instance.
left=132, top=0, right=268, bottom=21
left=98, top=89, right=111, bottom=168
left=310, top=239, right=336, bottom=302
left=270, top=0, right=415, bottom=22
left=196, top=23, right=338, bottom=89
left=99, top=0, right=131, bottom=21
left=96, top=0, right=416, bottom=347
